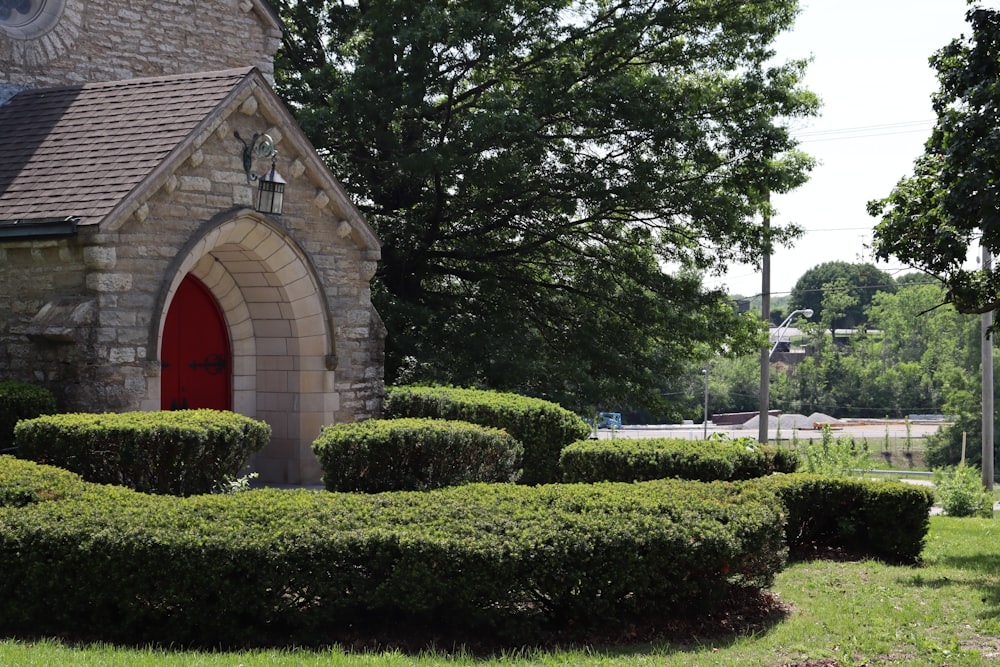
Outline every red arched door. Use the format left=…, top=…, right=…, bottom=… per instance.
left=161, top=275, right=232, bottom=411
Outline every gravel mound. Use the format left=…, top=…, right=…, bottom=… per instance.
left=740, top=412, right=841, bottom=431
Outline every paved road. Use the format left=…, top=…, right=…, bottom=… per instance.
left=594, top=421, right=947, bottom=442
left=592, top=422, right=1000, bottom=516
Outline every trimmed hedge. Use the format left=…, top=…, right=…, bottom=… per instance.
left=750, top=473, right=934, bottom=563
left=0, top=381, right=56, bottom=451
left=0, top=459, right=785, bottom=646
left=0, top=455, right=90, bottom=508
left=560, top=437, right=799, bottom=483
left=384, top=386, right=591, bottom=484
left=312, top=418, right=523, bottom=491
left=14, top=409, right=270, bottom=496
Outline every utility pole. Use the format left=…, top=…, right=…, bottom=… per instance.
left=703, top=367, right=710, bottom=440
left=983, top=246, right=994, bottom=491
left=758, top=197, right=771, bottom=444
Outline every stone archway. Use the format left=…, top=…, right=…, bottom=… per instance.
left=153, top=211, right=336, bottom=484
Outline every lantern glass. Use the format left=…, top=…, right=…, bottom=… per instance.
left=256, top=163, right=286, bottom=215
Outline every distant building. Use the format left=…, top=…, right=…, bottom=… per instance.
left=733, top=298, right=752, bottom=314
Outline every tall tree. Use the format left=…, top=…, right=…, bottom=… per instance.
left=869, top=6, right=1000, bottom=315
left=274, top=0, right=817, bottom=411
left=788, top=261, right=896, bottom=329
left=867, top=283, right=978, bottom=419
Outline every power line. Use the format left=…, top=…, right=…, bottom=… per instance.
left=797, top=226, right=874, bottom=233
left=795, top=120, right=935, bottom=137
left=798, top=129, right=934, bottom=144
left=792, top=120, right=935, bottom=144
left=791, top=281, right=937, bottom=295
left=733, top=279, right=941, bottom=299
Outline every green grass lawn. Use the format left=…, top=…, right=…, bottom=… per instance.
left=2, top=515, right=998, bottom=666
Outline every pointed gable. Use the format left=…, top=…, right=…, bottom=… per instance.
left=0, top=3, right=385, bottom=487
left=0, top=68, right=252, bottom=225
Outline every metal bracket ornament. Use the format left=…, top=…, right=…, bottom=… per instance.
left=188, top=353, right=227, bottom=375
left=235, top=131, right=278, bottom=182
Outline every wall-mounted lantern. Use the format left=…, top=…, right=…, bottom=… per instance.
left=235, top=131, right=285, bottom=215
left=255, top=160, right=285, bottom=215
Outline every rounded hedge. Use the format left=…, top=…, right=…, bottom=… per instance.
left=0, top=457, right=933, bottom=648
left=749, top=473, right=934, bottom=563
left=0, top=464, right=785, bottom=646
left=560, top=437, right=799, bottom=483
left=0, top=455, right=90, bottom=508
left=312, top=418, right=523, bottom=492
left=14, top=409, right=270, bottom=496
left=0, top=381, right=56, bottom=451
left=384, top=385, right=591, bottom=484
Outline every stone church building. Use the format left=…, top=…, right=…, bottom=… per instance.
left=0, top=0, right=385, bottom=484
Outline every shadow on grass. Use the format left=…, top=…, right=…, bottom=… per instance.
left=311, top=585, right=791, bottom=658
left=0, top=586, right=791, bottom=659
left=900, top=551, right=1000, bottom=619
left=584, top=587, right=791, bottom=658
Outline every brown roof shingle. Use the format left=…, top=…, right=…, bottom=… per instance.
left=0, top=68, right=253, bottom=226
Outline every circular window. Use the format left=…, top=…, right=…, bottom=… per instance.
left=0, top=0, right=65, bottom=38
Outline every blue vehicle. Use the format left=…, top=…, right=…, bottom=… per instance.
left=596, top=412, right=622, bottom=429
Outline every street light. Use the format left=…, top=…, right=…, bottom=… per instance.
left=702, top=367, right=710, bottom=439
left=769, top=308, right=814, bottom=359
left=759, top=307, right=814, bottom=444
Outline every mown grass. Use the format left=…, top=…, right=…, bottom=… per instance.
left=2, top=515, right=998, bottom=666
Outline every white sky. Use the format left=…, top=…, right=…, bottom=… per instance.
left=706, top=0, right=981, bottom=299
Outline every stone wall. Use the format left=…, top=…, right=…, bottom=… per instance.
left=0, top=0, right=386, bottom=483
left=0, top=238, right=99, bottom=410
left=0, top=83, right=385, bottom=484
left=0, top=0, right=281, bottom=86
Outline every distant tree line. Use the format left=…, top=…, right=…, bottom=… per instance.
left=664, top=264, right=980, bottom=422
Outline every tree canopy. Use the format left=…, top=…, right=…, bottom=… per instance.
left=869, top=6, right=1000, bottom=316
left=788, top=261, right=896, bottom=329
left=274, top=0, right=817, bottom=411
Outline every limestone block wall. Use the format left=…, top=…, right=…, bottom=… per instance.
left=0, top=0, right=281, bottom=87
left=0, top=237, right=99, bottom=410
left=0, top=85, right=384, bottom=484
left=92, top=98, right=381, bottom=483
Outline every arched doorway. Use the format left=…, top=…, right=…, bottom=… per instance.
left=152, top=213, right=348, bottom=483
left=160, top=274, right=232, bottom=411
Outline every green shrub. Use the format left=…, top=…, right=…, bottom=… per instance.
left=751, top=473, right=934, bottom=563
left=312, top=418, right=523, bottom=492
left=0, top=455, right=90, bottom=507
left=796, top=426, right=872, bottom=477
left=0, top=381, right=56, bottom=451
left=14, top=409, right=270, bottom=496
left=559, top=437, right=795, bottom=483
left=384, top=385, right=591, bottom=484
left=0, top=477, right=785, bottom=647
left=767, top=444, right=801, bottom=474
left=711, top=433, right=799, bottom=476
left=932, top=464, right=994, bottom=517
left=924, top=412, right=994, bottom=469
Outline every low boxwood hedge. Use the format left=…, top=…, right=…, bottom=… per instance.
left=0, top=381, right=56, bottom=452
left=560, top=437, right=799, bottom=483
left=384, top=386, right=591, bottom=484
left=14, top=409, right=270, bottom=496
left=750, top=473, right=934, bottom=563
left=312, top=418, right=523, bottom=491
left=0, top=459, right=785, bottom=647
left=0, top=455, right=90, bottom=507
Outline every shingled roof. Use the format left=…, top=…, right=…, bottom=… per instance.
left=0, top=67, right=254, bottom=228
